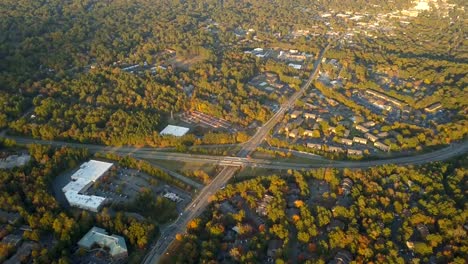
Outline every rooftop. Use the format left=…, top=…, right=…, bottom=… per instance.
left=62, top=160, right=113, bottom=212
left=160, top=125, right=190, bottom=137
left=78, top=227, right=128, bottom=258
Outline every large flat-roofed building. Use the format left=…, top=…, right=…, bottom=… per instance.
left=78, top=227, right=128, bottom=259
left=160, top=125, right=190, bottom=137
left=62, top=160, right=113, bottom=212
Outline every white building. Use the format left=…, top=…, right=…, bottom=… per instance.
left=160, top=125, right=190, bottom=137
left=62, top=160, right=113, bottom=212
left=288, top=63, right=302, bottom=70
left=78, top=227, right=128, bottom=259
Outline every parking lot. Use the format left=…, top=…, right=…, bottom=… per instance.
left=180, top=111, right=237, bottom=133
left=87, top=168, right=191, bottom=212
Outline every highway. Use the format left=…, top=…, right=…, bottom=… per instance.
left=7, top=135, right=468, bottom=170
left=142, top=43, right=332, bottom=264
left=4, top=43, right=468, bottom=263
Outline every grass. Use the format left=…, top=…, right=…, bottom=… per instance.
left=235, top=167, right=280, bottom=179
left=148, top=159, right=218, bottom=176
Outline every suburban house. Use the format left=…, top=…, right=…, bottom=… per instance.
left=340, top=138, right=353, bottom=146
left=353, top=137, right=368, bottom=145
left=303, top=130, right=314, bottom=137
left=424, top=102, right=442, bottom=113
left=365, top=133, right=379, bottom=142
left=290, top=110, right=303, bottom=119
left=328, top=146, right=345, bottom=153
left=256, top=194, right=274, bottom=216
left=341, top=178, right=354, bottom=195
left=347, top=149, right=363, bottom=156
left=362, top=121, right=376, bottom=127
left=291, top=117, right=304, bottom=126
left=307, top=143, right=322, bottom=150
left=374, top=141, right=390, bottom=152
left=343, top=129, right=350, bottom=138
left=355, top=125, right=369, bottom=133
left=377, top=131, right=389, bottom=138
left=331, top=250, right=353, bottom=264
left=365, top=89, right=404, bottom=107
left=304, top=113, right=316, bottom=119
left=417, top=224, right=430, bottom=238
left=288, top=129, right=299, bottom=138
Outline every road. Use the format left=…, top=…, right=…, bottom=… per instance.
left=146, top=161, right=204, bottom=189
left=139, top=141, right=468, bottom=264
left=3, top=44, right=467, bottom=263
left=142, top=44, right=332, bottom=264
left=7, top=135, right=468, bottom=169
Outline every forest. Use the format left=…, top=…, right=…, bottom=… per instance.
left=1, top=0, right=466, bottom=150
left=166, top=158, right=467, bottom=263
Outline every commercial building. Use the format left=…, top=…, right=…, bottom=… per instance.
left=160, top=125, right=190, bottom=137
left=62, top=160, right=113, bottom=212
left=78, top=227, right=128, bottom=259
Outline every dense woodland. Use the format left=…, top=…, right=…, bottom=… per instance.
left=1, top=0, right=466, bottom=148
left=168, top=158, right=467, bottom=263
left=0, top=1, right=467, bottom=263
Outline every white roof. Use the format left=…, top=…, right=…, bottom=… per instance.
left=160, top=125, right=189, bottom=137
left=62, top=160, right=113, bottom=212
left=62, top=178, right=90, bottom=193
left=78, top=227, right=127, bottom=257
left=65, top=192, right=107, bottom=211
left=288, top=63, right=302, bottom=70
left=71, top=160, right=113, bottom=182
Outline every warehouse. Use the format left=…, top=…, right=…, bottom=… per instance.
left=62, top=160, right=113, bottom=212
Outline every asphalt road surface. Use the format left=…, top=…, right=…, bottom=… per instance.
left=142, top=43, right=332, bottom=264
left=4, top=43, right=468, bottom=263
